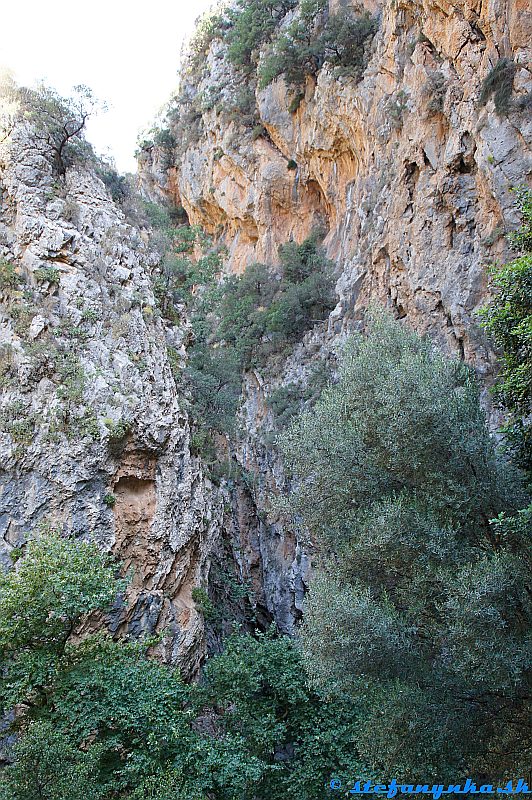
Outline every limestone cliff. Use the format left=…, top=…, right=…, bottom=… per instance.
left=136, top=0, right=532, bottom=654
left=0, top=87, right=304, bottom=672
left=0, top=0, right=530, bottom=675
left=0, top=102, right=226, bottom=674
left=139, top=0, right=531, bottom=373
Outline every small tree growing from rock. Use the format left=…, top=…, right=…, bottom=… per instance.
left=19, top=83, right=104, bottom=176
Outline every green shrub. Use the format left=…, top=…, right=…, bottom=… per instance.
left=9, top=546, right=23, bottom=564
left=153, top=225, right=223, bottom=319
left=185, top=342, right=243, bottom=435
left=258, top=7, right=377, bottom=90
left=268, top=383, right=309, bottom=428
left=0, top=259, right=19, bottom=290
left=216, top=235, right=335, bottom=365
left=184, top=234, right=335, bottom=437
left=251, top=124, right=266, bottom=140
left=386, top=89, right=409, bottom=129
left=103, top=493, right=116, bottom=508
left=56, top=353, right=85, bottom=403
left=81, top=307, right=100, bottom=323
left=0, top=343, right=16, bottom=386
left=153, top=127, right=176, bottom=149
left=0, top=721, right=105, bottom=800
left=422, top=70, right=446, bottom=115
left=96, top=160, right=130, bottom=203
left=191, top=587, right=218, bottom=620
left=7, top=417, right=37, bottom=445
left=479, top=57, right=517, bottom=115
left=34, top=266, right=60, bottom=285
left=287, top=158, right=297, bottom=170
left=288, top=93, right=304, bottom=113
left=479, top=186, right=532, bottom=476
left=508, top=184, right=532, bottom=252
left=105, top=419, right=131, bottom=454
left=226, top=0, right=298, bottom=71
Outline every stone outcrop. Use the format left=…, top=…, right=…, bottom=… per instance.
left=0, top=109, right=226, bottom=674
left=1, top=0, right=531, bottom=674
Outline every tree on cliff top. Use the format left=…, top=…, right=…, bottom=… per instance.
left=18, top=83, right=104, bottom=176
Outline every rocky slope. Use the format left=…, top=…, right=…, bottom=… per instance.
left=1, top=0, right=531, bottom=674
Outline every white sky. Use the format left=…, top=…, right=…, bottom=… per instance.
left=1, top=0, right=215, bottom=173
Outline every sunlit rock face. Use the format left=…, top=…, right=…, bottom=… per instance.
left=139, top=0, right=531, bottom=372
left=135, top=0, right=531, bottom=653
left=0, top=114, right=228, bottom=675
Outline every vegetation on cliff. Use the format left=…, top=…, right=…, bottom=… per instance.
left=140, top=0, right=378, bottom=153
left=1, top=4, right=531, bottom=793
left=479, top=186, right=532, bottom=476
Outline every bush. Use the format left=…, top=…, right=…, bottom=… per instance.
left=191, top=587, right=218, bottom=620
left=479, top=186, right=532, bottom=476
left=18, top=83, right=102, bottom=176
left=226, top=0, right=298, bottom=71
left=0, top=721, right=105, bottom=800
left=215, top=234, right=336, bottom=368
left=251, top=124, right=266, bottom=140
left=0, top=259, right=20, bottom=290
left=288, top=93, right=304, bottom=113
left=34, top=266, right=60, bottom=285
left=479, top=57, right=517, bottom=115
left=105, top=419, right=130, bottom=455
left=258, top=7, right=377, bottom=89
left=96, top=160, right=130, bottom=203
left=422, top=70, right=446, bottom=115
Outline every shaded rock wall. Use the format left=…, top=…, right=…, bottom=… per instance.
left=0, top=112, right=226, bottom=675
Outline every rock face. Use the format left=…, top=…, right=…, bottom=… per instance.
left=139, top=0, right=532, bottom=374
left=0, top=98, right=305, bottom=672
left=1, top=0, right=531, bottom=672
left=0, top=111, right=226, bottom=674
left=135, top=0, right=532, bottom=654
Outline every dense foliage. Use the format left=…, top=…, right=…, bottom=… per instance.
left=224, top=0, right=377, bottom=90
left=258, top=5, right=378, bottom=89
left=279, top=312, right=531, bottom=779
left=183, top=233, right=336, bottom=439
left=0, top=532, right=366, bottom=800
left=226, top=0, right=298, bottom=71
left=4, top=307, right=528, bottom=794
left=479, top=186, right=532, bottom=476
